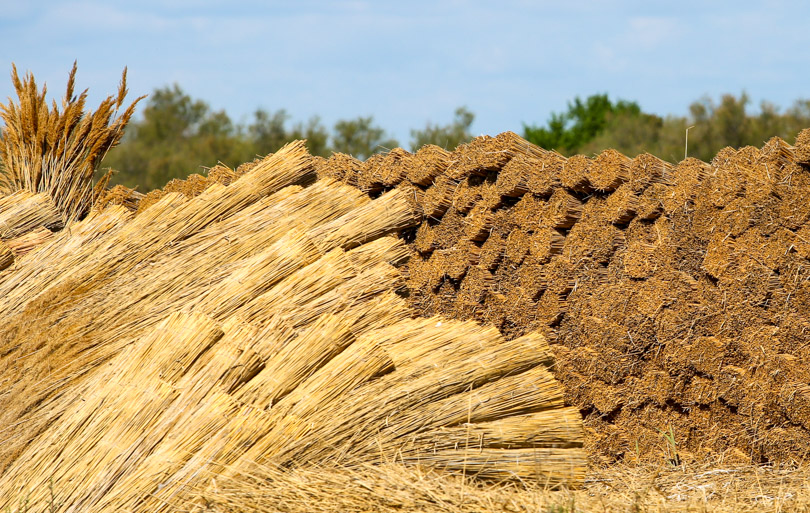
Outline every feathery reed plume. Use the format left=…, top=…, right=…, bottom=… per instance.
left=0, top=62, right=144, bottom=223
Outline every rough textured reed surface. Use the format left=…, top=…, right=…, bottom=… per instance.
left=307, top=130, right=810, bottom=467
left=0, top=141, right=583, bottom=513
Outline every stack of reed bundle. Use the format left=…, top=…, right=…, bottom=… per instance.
left=0, top=139, right=584, bottom=512
left=383, top=127, right=810, bottom=465
left=449, top=131, right=551, bottom=178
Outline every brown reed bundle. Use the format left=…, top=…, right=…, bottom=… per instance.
left=316, top=152, right=363, bottom=186
left=529, top=228, right=566, bottom=263
left=206, top=162, right=239, bottom=186
left=628, top=153, right=673, bottom=191
left=422, top=174, right=459, bottom=218
left=635, top=182, right=668, bottom=220
left=496, top=154, right=535, bottom=197
left=796, top=128, right=810, bottom=165
left=91, top=184, right=144, bottom=213
left=414, top=222, right=437, bottom=254
left=378, top=147, right=412, bottom=187
left=605, top=182, right=640, bottom=225
left=559, top=154, right=592, bottom=193
left=528, top=152, right=566, bottom=197
left=479, top=233, right=506, bottom=270
left=448, top=131, right=549, bottom=178
left=587, top=149, right=632, bottom=192
left=357, top=153, right=386, bottom=193
left=405, top=144, right=451, bottom=186
left=544, top=188, right=583, bottom=229
left=0, top=62, right=144, bottom=223
left=464, top=203, right=496, bottom=242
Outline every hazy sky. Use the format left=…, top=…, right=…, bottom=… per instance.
left=2, top=0, right=809, bottom=144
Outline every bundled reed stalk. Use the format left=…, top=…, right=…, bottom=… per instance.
left=0, top=191, right=62, bottom=237
left=0, top=62, right=144, bottom=223
left=3, top=225, right=54, bottom=257
left=0, top=241, right=12, bottom=271
left=795, top=128, right=810, bottom=165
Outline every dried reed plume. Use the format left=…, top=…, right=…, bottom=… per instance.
left=0, top=62, right=144, bottom=223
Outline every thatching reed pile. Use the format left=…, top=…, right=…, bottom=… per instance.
left=0, top=138, right=584, bottom=511
left=303, top=129, right=810, bottom=466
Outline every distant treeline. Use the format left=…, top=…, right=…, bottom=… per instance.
left=524, top=93, right=810, bottom=164
left=99, top=85, right=810, bottom=191
left=101, top=85, right=474, bottom=190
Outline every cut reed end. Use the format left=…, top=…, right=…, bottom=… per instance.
left=796, top=128, right=810, bottom=165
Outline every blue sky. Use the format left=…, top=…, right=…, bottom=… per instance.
left=2, top=0, right=809, bottom=145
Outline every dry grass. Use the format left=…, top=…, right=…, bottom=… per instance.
left=160, top=460, right=810, bottom=513
left=4, top=461, right=809, bottom=512
left=0, top=62, right=144, bottom=222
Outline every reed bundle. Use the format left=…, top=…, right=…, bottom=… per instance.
left=794, top=128, right=810, bottom=165
left=0, top=190, right=61, bottom=237
left=529, top=229, right=566, bottom=263
left=464, top=204, right=496, bottom=242
left=544, top=188, right=583, bottom=230
left=635, top=182, right=667, bottom=220
left=559, top=154, right=592, bottom=193
left=308, top=187, right=421, bottom=252
left=316, top=152, right=363, bottom=186
left=357, top=153, right=386, bottom=193
left=0, top=63, right=143, bottom=223
left=450, top=179, right=482, bottom=213
left=405, top=144, right=451, bottom=186
left=479, top=233, right=506, bottom=270
left=604, top=182, right=640, bottom=225
left=628, top=153, right=673, bottom=191
left=449, top=131, right=550, bottom=178
left=587, top=149, right=633, bottom=192
left=3, top=225, right=54, bottom=256
left=423, top=174, right=459, bottom=218
left=413, top=222, right=437, bottom=254
left=91, top=183, right=144, bottom=213
left=0, top=240, right=12, bottom=270
left=528, top=152, right=566, bottom=197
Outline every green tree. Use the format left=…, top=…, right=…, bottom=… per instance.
left=579, top=109, right=664, bottom=158
left=102, top=84, right=249, bottom=189
left=247, top=109, right=329, bottom=157
left=410, top=107, right=475, bottom=151
left=332, top=116, right=398, bottom=159
left=523, top=94, right=642, bottom=154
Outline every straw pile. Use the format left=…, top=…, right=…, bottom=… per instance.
left=0, top=141, right=584, bottom=512
left=310, top=130, right=810, bottom=466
